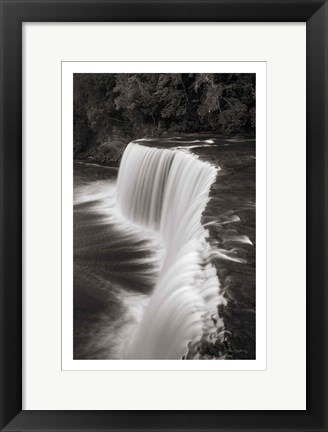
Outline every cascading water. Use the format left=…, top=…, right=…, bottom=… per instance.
left=116, top=143, right=225, bottom=359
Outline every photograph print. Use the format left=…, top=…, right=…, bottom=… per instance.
left=71, top=70, right=259, bottom=362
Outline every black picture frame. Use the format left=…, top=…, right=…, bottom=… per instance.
left=1, top=1, right=327, bottom=431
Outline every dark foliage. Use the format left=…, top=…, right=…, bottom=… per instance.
left=73, top=73, right=255, bottom=161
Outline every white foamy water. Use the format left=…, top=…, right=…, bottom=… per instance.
left=74, top=177, right=162, bottom=359
left=172, top=143, right=215, bottom=151
left=116, top=143, right=225, bottom=359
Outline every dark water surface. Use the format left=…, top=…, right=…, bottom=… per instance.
left=74, top=136, right=255, bottom=359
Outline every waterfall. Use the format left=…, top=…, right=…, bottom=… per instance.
left=116, top=143, right=225, bottom=359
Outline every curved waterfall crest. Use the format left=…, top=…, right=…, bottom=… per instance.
left=116, top=142, right=225, bottom=359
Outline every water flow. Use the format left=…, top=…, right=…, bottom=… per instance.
left=116, top=143, right=225, bottom=359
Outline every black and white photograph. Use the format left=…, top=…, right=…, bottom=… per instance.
left=2, top=0, right=324, bottom=426
left=71, top=70, right=258, bottom=361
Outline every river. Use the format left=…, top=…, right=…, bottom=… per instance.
left=73, top=135, right=255, bottom=360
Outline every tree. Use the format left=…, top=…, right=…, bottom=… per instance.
left=73, top=73, right=256, bottom=158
